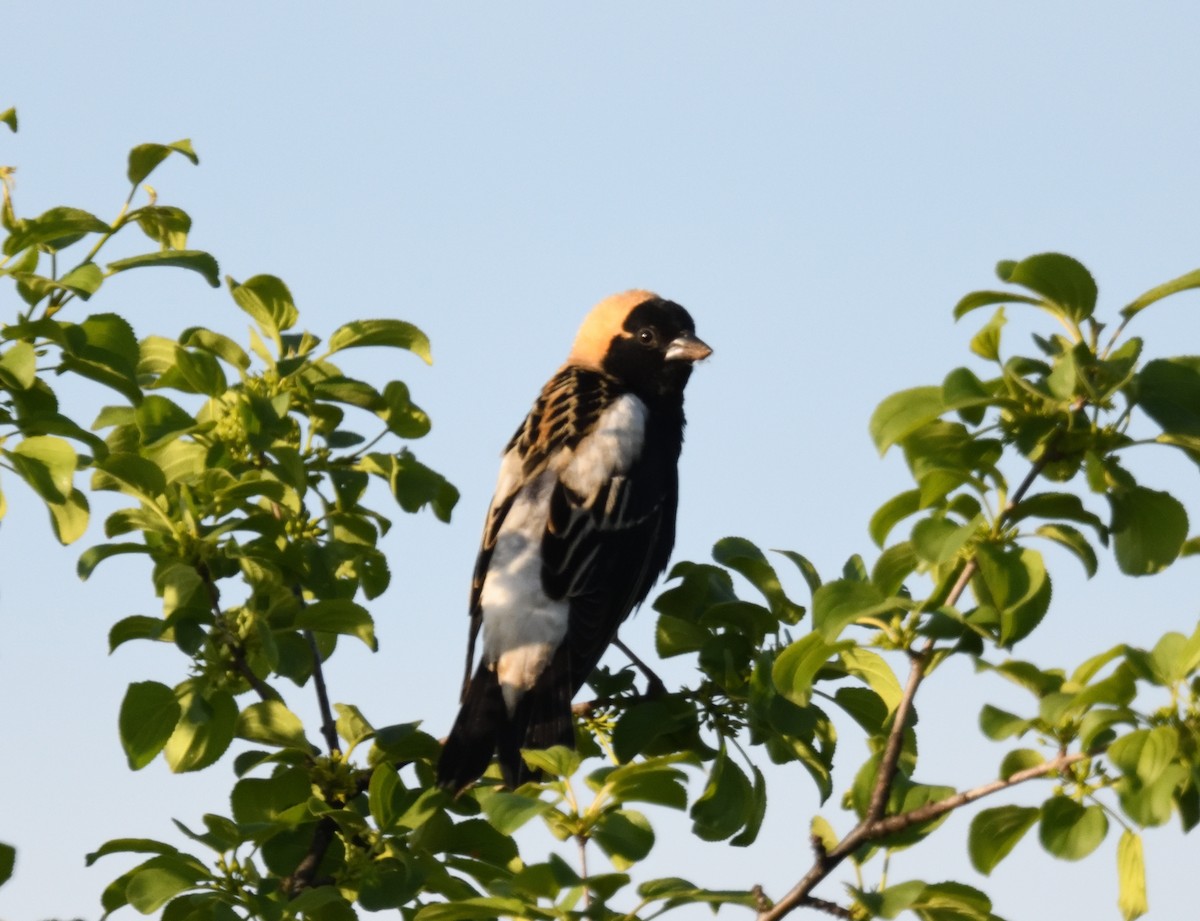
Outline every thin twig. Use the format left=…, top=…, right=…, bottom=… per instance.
left=305, top=627, right=341, bottom=755
left=577, top=835, right=591, bottom=910
left=614, top=637, right=667, bottom=695
left=798, top=896, right=854, bottom=919
left=281, top=816, right=337, bottom=897
left=866, top=749, right=1091, bottom=840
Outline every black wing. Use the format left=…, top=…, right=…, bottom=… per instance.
left=460, top=367, right=620, bottom=696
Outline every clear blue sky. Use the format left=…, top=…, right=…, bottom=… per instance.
left=3, top=4, right=1199, bottom=919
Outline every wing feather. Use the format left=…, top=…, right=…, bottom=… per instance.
left=462, top=364, right=679, bottom=700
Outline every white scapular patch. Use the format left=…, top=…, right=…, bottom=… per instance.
left=558, top=394, right=646, bottom=498
left=479, top=394, right=647, bottom=715
left=481, top=470, right=569, bottom=714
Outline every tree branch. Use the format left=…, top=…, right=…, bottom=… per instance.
left=797, top=896, right=854, bottom=919
left=281, top=816, right=337, bottom=897
left=865, top=749, right=1091, bottom=841
left=614, top=637, right=667, bottom=696
left=305, top=627, right=341, bottom=755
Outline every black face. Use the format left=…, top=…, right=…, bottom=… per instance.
left=602, top=298, right=701, bottom=400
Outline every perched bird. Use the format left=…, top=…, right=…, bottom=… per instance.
left=436, top=291, right=711, bottom=792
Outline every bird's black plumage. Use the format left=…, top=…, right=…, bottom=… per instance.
left=437, top=292, right=710, bottom=792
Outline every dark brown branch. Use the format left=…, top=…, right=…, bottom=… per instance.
left=281, top=816, right=338, bottom=897
left=614, top=637, right=667, bottom=696
left=305, top=627, right=341, bottom=755
left=866, top=642, right=931, bottom=822
left=798, top=896, right=854, bottom=919
left=867, top=749, right=1090, bottom=840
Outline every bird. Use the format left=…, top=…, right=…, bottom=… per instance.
left=436, top=290, right=712, bottom=792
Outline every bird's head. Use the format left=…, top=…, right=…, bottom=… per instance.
left=566, top=290, right=712, bottom=400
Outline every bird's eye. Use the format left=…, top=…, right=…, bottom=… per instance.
left=636, top=328, right=657, bottom=347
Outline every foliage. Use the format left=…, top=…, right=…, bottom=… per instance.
left=2, top=107, right=1199, bottom=921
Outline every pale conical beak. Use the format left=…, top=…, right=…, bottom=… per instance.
left=665, top=333, right=713, bottom=363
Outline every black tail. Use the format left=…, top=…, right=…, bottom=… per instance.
left=437, top=646, right=575, bottom=792
left=437, top=663, right=507, bottom=792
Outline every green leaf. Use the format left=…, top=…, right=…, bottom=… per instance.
left=1121, top=266, right=1200, bottom=320
left=228, top=274, right=298, bottom=346
left=1117, top=830, right=1148, bottom=920
left=968, top=805, right=1039, bottom=874
left=327, top=318, right=433, bottom=365
left=334, top=703, right=374, bottom=749
left=869, top=386, right=944, bottom=455
left=415, top=898, right=530, bottom=921
left=1007, top=492, right=1107, bottom=539
left=908, top=881, right=995, bottom=920
left=379, top=380, right=432, bottom=438
left=954, top=290, right=1041, bottom=319
left=2, top=206, right=110, bottom=256
left=0, top=107, right=15, bottom=132
left=135, top=395, right=197, bottom=447
left=127, top=139, right=199, bottom=186
left=969, top=306, right=1008, bottom=363
left=593, top=808, right=654, bottom=869
left=772, top=632, right=840, bottom=707
left=520, top=744, right=580, bottom=777
left=870, top=490, right=921, bottom=547
left=236, top=701, right=308, bottom=749
left=978, top=704, right=1031, bottom=741
left=86, top=838, right=179, bottom=866
left=78, top=539, right=150, bottom=575
left=1035, top=523, right=1098, bottom=577
left=57, top=262, right=104, bottom=299
left=119, top=681, right=181, bottom=770
left=61, top=312, right=142, bottom=401
left=107, top=250, right=220, bottom=288
left=164, top=686, right=238, bottom=773
left=1000, top=748, right=1045, bottom=779
left=1137, top=357, right=1200, bottom=437
left=481, top=790, right=553, bottom=835
left=1039, top=796, right=1108, bottom=860
left=655, top=613, right=709, bottom=657
left=1108, top=726, right=1179, bottom=785
left=362, top=449, right=459, bottom=522
left=46, top=488, right=89, bottom=544
left=0, top=341, right=36, bottom=390
left=108, top=614, right=165, bottom=651
left=997, top=253, right=1098, bottom=322
left=972, top=545, right=1052, bottom=646
left=180, top=327, right=251, bottom=371
left=871, top=542, right=918, bottom=597
left=911, top=516, right=978, bottom=566
left=1109, top=486, right=1189, bottom=575
left=774, top=549, right=822, bottom=596
left=839, top=647, right=902, bottom=713
left=295, top=599, right=377, bottom=650
left=713, top=536, right=803, bottom=623
left=811, top=579, right=891, bottom=641
left=730, top=763, right=767, bottom=846
left=125, top=856, right=207, bottom=913
left=368, top=762, right=405, bottom=832
left=7, top=434, right=78, bottom=502
left=0, top=842, right=13, bottom=886
left=690, top=748, right=752, bottom=842
left=134, top=204, right=192, bottom=249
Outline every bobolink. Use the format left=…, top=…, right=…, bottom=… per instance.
left=437, top=291, right=711, bottom=791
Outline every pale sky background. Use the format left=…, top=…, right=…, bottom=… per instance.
left=3, top=4, right=1200, bottom=920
